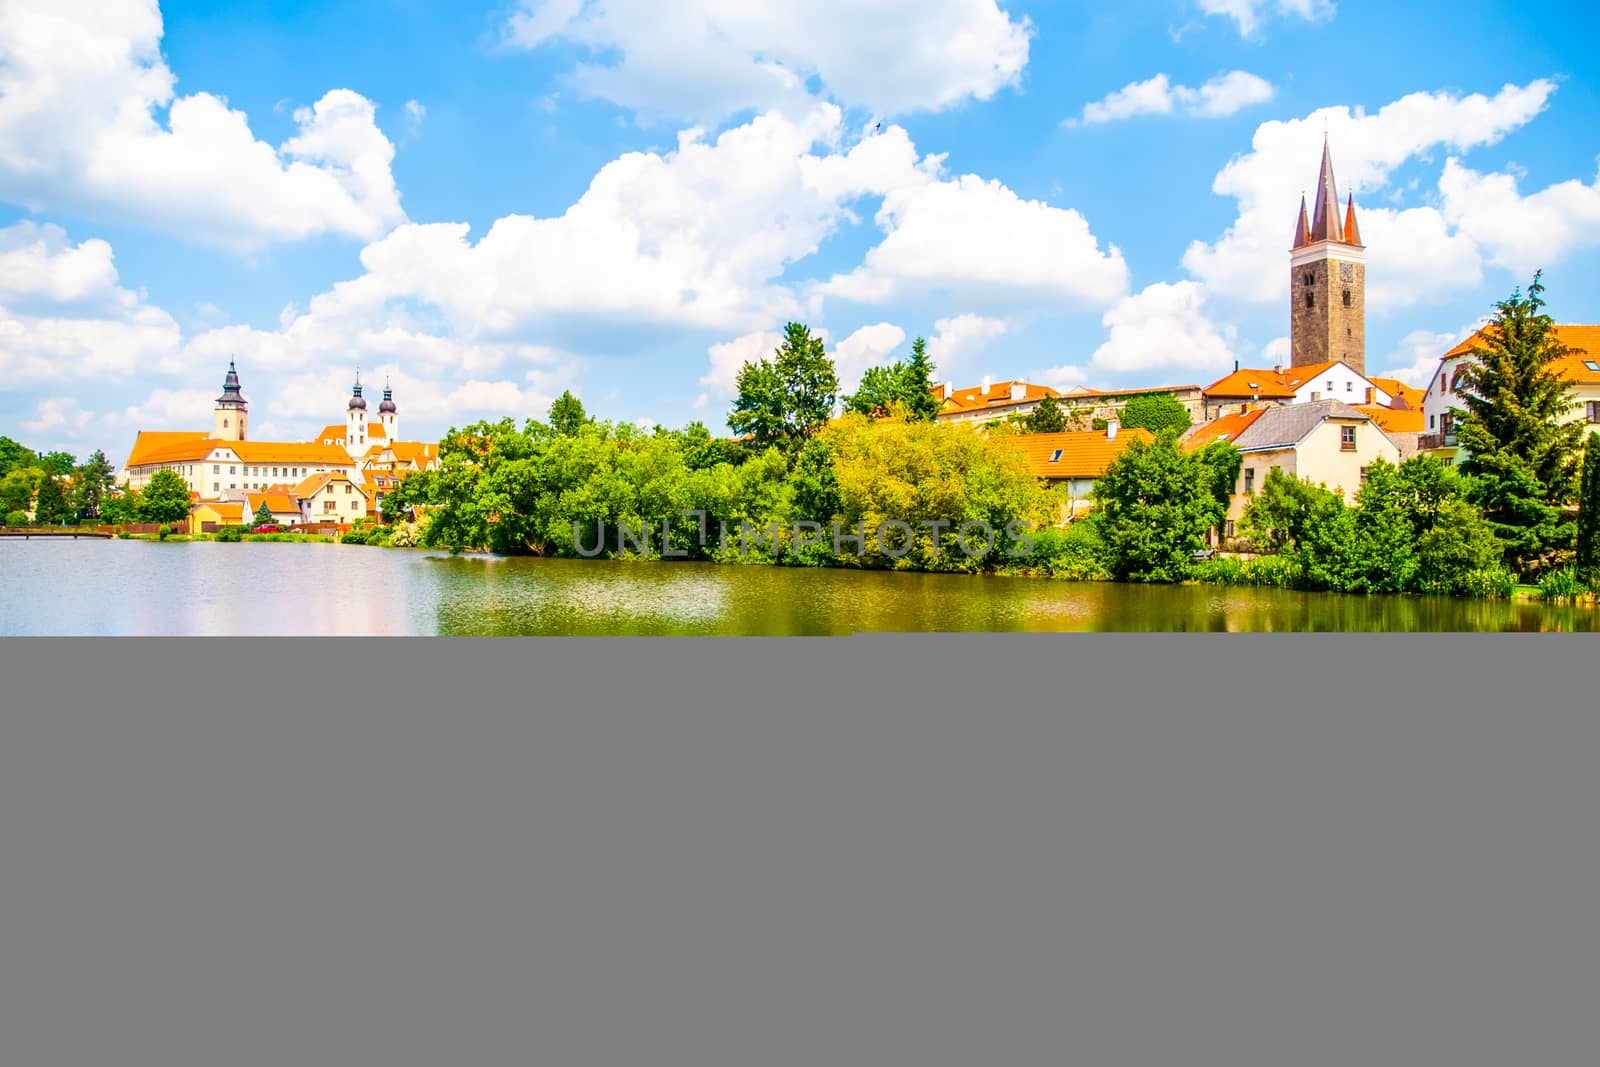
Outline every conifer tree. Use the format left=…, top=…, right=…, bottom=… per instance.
left=1577, top=431, right=1600, bottom=586
left=1455, top=273, right=1583, bottom=574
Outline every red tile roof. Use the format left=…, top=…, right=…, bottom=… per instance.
left=1356, top=405, right=1425, bottom=434
left=1444, top=324, right=1600, bottom=385
left=1201, top=369, right=1296, bottom=399
left=1183, top=407, right=1269, bottom=449
left=1368, top=377, right=1423, bottom=410
left=1000, top=428, right=1154, bottom=479
left=933, top=380, right=1063, bottom=414
left=125, top=431, right=211, bottom=467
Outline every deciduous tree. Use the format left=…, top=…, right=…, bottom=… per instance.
left=729, top=322, right=838, bottom=447
left=137, top=470, right=193, bottom=524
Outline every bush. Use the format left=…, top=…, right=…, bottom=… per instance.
left=1537, top=568, right=1584, bottom=603
left=388, top=521, right=420, bottom=548
left=117, top=531, right=130, bottom=540
left=213, top=524, right=247, bottom=542
left=4, top=509, right=27, bottom=527
left=158, top=525, right=172, bottom=540
left=1192, top=554, right=1299, bottom=588
left=1460, top=566, right=1517, bottom=599
left=1018, top=521, right=1109, bottom=580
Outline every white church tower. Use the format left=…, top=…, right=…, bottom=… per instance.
left=378, top=378, right=398, bottom=444
left=345, top=370, right=368, bottom=459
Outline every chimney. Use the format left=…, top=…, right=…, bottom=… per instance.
left=1106, top=418, right=1119, bottom=441
left=980, top=376, right=992, bottom=397
left=942, top=381, right=953, bottom=400
left=1010, top=382, right=1026, bottom=402
left=1365, top=386, right=1375, bottom=405
left=1234, top=359, right=1240, bottom=373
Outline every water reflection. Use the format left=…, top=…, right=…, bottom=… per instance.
left=2, top=540, right=1596, bottom=635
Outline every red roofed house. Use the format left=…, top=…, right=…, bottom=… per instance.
left=1001, top=421, right=1155, bottom=523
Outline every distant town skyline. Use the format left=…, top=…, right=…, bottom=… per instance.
left=3, top=0, right=1598, bottom=469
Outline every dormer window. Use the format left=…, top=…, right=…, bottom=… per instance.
left=1048, top=449, right=1063, bottom=463
left=1585, top=360, right=1600, bottom=372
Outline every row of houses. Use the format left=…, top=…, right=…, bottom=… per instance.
left=960, top=322, right=1600, bottom=544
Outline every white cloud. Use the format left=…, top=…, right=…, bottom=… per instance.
left=1182, top=80, right=1558, bottom=305
left=1262, top=336, right=1291, bottom=362
left=404, top=99, right=426, bottom=135
left=1438, top=158, right=1600, bottom=276
left=1090, top=281, right=1238, bottom=374
left=822, top=174, right=1128, bottom=312
left=1198, top=0, right=1335, bottom=37
left=22, top=396, right=93, bottom=438
left=925, top=314, right=1009, bottom=379
left=699, top=329, right=784, bottom=399
left=1040, top=364, right=1088, bottom=388
left=1067, top=71, right=1274, bottom=126
left=0, top=222, right=185, bottom=385
left=832, top=322, right=906, bottom=393
left=504, top=0, right=1032, bottom=122
left=0, top=0, right=405, bottom=247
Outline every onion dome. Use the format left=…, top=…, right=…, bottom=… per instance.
left=378, top=378, right=397, bottom=414
left=348, top=371, right=367, bottom=412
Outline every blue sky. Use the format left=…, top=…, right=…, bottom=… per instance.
left=2, top=0, right=1598, bottom=467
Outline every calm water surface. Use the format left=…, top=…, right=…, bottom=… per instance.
left=2, top=539, right=1597, bottom=634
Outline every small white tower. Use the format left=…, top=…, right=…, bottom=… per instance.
left=378, top=377, right=398, bottom=444
left=214, top=359, right=248, bottom=442
left=345, top=369, right=368, bottom=459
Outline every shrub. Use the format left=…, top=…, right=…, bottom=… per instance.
left=1460, top=566, right=1517, bottom=599
left=1193, top=554, right=1299, bottom=588
left=1019, top=522, right=1110, bottom=580
left=1537, top=568, right=1583, bottom=603
left=158, top=525, right=171, bottom=540
left=213, top=524, right=246, bottom=543
left=117, top=530, right=130, bottom=540
left=388, top=521, right=420, bottom=548
left=4, top=509, right=27, bottom=527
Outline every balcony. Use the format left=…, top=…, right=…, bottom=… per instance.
left=1418, top=431, right=1458, bottom=451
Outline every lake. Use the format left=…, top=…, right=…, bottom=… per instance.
left=2, top=539, right=1596, bottom=634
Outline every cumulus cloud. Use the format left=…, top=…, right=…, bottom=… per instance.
left=1198, top=0, right=1335, bottom=37
left=503, top=0, right=1032, bottom=122
left=831, top=322, right=906, bottom=393
left=0, top=0, right=405, bottom=247
left=1438, top=157, right=1600, bottom=276
left=1066, top=71, right=1274, bottom=126
left=822, top=175, right=1128, bottom=312
left=22, top=396, right=93, bottom=438
left=1378, top=324, right=1484, bottom=388
left=925, top=314, right=1009, bottom=379
left=1040, top=364, right=1089, bottom=388
left=1182, top=80, right=1558, bottom=305
left=699, top=329, right=784, bottom=399
left=1090, top=281, right=1238, bottom=374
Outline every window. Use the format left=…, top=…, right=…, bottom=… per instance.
left=1441, top=458, right=1453, bottom=467
left=1359, top=466, right=1369, bottom=485
left=212, top=464, right=220, bottom=474
left=1340, top=425, right=1356, bottom=451
left=1311, top=391, right=1320, bottom=401
left=345, top=483, right=353, bottom=494
left=1588, top=401, right=1600, bottom=424
left=1342, top=289, right=1353, bottom=307
left=228, top=466, right=236, bottom=474
left=1303, top=272, right=1314, bottom=287
left=213, top=482, right=219, bottom=492
left=1327, top=380, right=1334, bottom=391
left=1429, top=414, right=1436, bottom=429
left=1305, top=291, right=1315, bottom=309
left=1584, top=360, right=1600, bottom=372
left=1345, top=381, right=1353, bottom=392
left=1225, top=521, right=1236, bottom=539
left=324, top=500, right=336, bottom=513
left=1243, top=468, right=1255, bottom=494
left=222, top=418, right=228, bottom=428
left=1048, top=449, right=1063, bottom=463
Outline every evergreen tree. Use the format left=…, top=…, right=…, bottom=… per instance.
left=1455, top=273, right=1584, bottom=574
left=254, top=501, right=276, bottom=526
left=901, top=337, right=940, bottom=421
left=548, top=391, right=589, bottom=437
left=729, top=322, right=838, bottom=447
left=33, top=474, right=69, bottom=524
left=1577, top=431, right=1600, bottom=585
left=73, top=450, right=113, bottom=519
left=1022, top=396, right=1066, bottom=434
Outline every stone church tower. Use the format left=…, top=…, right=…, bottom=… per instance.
left=213, top=359, right=248, bottom=442
left=1290, top=139, right=1365, bottom=374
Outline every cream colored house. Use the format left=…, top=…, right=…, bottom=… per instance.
left=293, top=471, right=372, bottom=524
left=1184, top=399, right=1401, bottom=538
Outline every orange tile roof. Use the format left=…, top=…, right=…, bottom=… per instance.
left=292, top=470, right=372, bottom=500
left=192, top=501, right=244, bottom=521
left=385, top=441, right=439, bottom=464
left=230, top=441, right=354, bottom=466
left=1001, top=428, right=1154, bottom=480
left=1279, top=361, right=1343, bottom=390
left=125, top=431, right=210, bottom=467
left=1368, top=377, right=1423, bottom=410
left=245, top=491, right=299, bottom=515
left=1183, top=407, right=1269, bottom=449
left=933, top=380, right=1064, bottom=413
left=313, top=422, right=388, bottom=444
left=1356, top=405, right=1425, bottom=434
left=1201, top=369, right=1296, bottom=399
left=1443, top=324, right=1600, bottom=385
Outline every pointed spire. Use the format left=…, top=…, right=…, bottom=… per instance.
left=1309, top=137, right=1344, bottom=243
left=1342, top=192, right=1363, bottom=248
left=217, top=358, right=245, bottom=404
left=348, top=366, right=367, bottom=411
left=1292, top=193, right=1312, bottom=249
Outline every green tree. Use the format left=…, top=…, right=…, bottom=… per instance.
left=728, top=322, right=838, bottom=447
left=73, top=450, right=113, bottom=519
left=1022, top=396, right=1067, bottom=434
left=548, top=391, right=589, bottom=437
left=901, top=337, right=940, bottom=421
left=1455, top=273, right=1584, bottom=574
left=0, top=467, right=40, bottom=516
left=0, top=436, right=33, bottom=476
left=33, top=473, right=70, bottom=524
left=1092, top=436, right=1218, bottom=582
left=254, top=501, right=275, bottom=526
left=137, top=469, right=193, bottom=524
left=1349, top=460, right=1418, bottom=592
left=100, top=488, right=138, bottom=525
left=1119, top=393, right=1192, bottom=438
left=1577, top=432, right=1600, bottom=585
left=39, top=450, right=76, bottom=477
